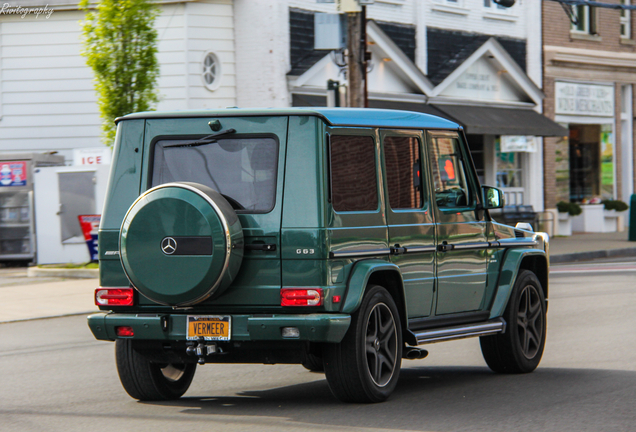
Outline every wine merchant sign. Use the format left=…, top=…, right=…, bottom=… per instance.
left=555, top=82, right=614, bottom=117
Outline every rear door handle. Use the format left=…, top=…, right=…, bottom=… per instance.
left=244, top=243, right=277, bottom=251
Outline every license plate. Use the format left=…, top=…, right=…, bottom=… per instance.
left=186, top=315, right=231, bottom=341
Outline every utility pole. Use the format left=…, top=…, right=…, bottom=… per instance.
left=346, top=10, right=364, bottom=108
left=334, top=0, right=371, bottom=107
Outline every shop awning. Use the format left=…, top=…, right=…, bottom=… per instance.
left=291, top=95, right=567, bottom=137
left=431, top=104, right=568, bottom=137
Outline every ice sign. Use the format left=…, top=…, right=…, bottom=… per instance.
left=0, top=161, right=27, bottom=187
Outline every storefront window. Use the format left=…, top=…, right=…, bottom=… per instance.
left=600, top=124, right=614, bottom=199
left=495, top=138, right=523, bottom=189
left=467, top=135, right=484, bottom=185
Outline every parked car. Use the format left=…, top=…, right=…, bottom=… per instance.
left=88, top=108, right=549, bottom=403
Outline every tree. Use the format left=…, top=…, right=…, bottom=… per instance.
left=79, top=0, right=160, bottom=146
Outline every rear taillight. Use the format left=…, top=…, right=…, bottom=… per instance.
left=116, top=326, right=134, bottom=337
left=281, top=288, right=323, bottom=306
left=95, top=288, right=134, bottom=306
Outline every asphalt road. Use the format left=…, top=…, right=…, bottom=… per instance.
left=1, top=261, right=635, bottom=432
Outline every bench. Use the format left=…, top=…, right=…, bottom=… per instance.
left=500, top=205, right=537, bottom=228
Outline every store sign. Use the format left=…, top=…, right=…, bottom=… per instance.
left=0, top=161, right=27, bottom=187
left=555, top=82, right=614, bottom=117
left=78, top=215, right=100, bottom=261
left=501, top=136, right=537, bottom=153
left=440, top=57, right=524, bottom=103
left=73, top=148, right=111, bottom=166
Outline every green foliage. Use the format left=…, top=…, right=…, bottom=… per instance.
left=556, top=201, right=582, bottom=216
left=602, top=200, right=629, bottom=212
left=80, top=0, right=160, bottom=146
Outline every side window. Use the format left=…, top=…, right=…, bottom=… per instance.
left=383, top=135, right=423, bottom=209
left=429, top=136, right=474, bottom=209
left=330, top=135, right=378, bottom=212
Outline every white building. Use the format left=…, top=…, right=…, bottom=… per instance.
left=1, top=0, right=565, bottom=225
left=238, top=0, right=564, bottom=215
left=0, top=0, right=237, bottom=162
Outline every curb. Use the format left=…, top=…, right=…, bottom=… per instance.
left=0, top=311, right=97, bottom=325
left=551, top=247, right=636, bottom=263
left=26, top=267, right=99, bottom=279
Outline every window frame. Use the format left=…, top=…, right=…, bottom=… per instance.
left=327, top=128, right=381, bottom=214
left=483, top=0, right=509, bottom=11
left=380, top=130, right=428, bottom=213
left=201, top=51, right=222, bottom=92
left=427, top=131, right=482, bottom=213
left=571, top=5, right=597, bottom=35
left=621, top=0, right=631, bottom=39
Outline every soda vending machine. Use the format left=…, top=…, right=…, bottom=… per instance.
left=0, top=153, right=64, bottom=263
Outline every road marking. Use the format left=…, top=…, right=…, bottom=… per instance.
left=551, top=265, right=636, bottom=274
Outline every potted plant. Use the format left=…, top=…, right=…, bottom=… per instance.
left=602, top=200, right=629, bottom=232
left=571, top=198, right=605, bottom=233
left=556, top=201, right=581, bottom=236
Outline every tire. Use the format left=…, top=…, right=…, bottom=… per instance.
left=301, top=350, right=324, bottom=373
left=323, top=285, right=403, bottom=403
left=115, top=339, right=196, bottom=401
left=480, top=269, right=547, bottom=374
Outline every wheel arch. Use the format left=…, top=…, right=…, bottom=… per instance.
left=340, top=260, right=414, bottom=345
left=519, top=255, right=549, bottom=301
left=489, top=249, right=549, bottom=319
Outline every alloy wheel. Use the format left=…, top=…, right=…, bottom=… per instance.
left=516, top=284, right=544, bottom=359
left=365, top=302, right=398, bottom=387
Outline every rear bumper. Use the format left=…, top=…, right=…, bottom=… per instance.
left=87, top=312, right=351, bottom=343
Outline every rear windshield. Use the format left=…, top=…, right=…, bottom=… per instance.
left=151, top=136, right=278, bottom=213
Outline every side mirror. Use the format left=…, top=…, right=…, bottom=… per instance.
left=482, top=185, right=504, bottom=209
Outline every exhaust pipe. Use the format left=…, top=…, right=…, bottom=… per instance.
left=403, top=346, right=429, bottom=360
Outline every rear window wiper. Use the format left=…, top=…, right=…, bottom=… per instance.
left=165, top=128, right=236, bottom=148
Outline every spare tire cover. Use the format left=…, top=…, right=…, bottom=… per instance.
left=120, top=182, right=243, bottom=306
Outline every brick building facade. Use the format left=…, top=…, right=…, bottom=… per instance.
left=543, top=1, right=636, bottom=210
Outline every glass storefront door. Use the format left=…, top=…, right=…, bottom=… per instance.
left=568, top=124, right=614, bottom=202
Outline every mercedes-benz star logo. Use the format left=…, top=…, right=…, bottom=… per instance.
left=161, top=237, right=177, bottom=255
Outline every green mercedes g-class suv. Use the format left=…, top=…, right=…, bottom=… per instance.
left=88, top=108, right=549, bottom=403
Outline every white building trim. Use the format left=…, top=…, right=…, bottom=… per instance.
left=430, top=37, right=544, bottom=106
left=289, top=20, right=433, bottom=101
left=365, top=20, right=434, bottom=95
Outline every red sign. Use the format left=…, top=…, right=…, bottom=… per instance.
left=0, top=161, right=27, bottom=187
left=78, top=215, right=101, bottom=261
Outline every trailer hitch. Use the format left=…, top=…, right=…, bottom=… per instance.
left=186, top=337, right=223, bottom=365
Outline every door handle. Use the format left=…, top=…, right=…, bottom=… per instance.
left=437, top=242, right=454, bottom=252
left=244, top=243, right=277, bottom=252
left=390, top=244, right=406, bottom=255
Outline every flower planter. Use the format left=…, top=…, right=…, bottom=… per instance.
left=603, top=210, right=628, bottom=232
left=603, top=209, right=618, bottom=232
left=571, top=204, right=604, bottom=233
left=570, top=204, right=626, bottom=233
left=557, top=212, right=572, bottom=236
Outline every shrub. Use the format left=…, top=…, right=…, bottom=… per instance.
left=602, top=200, right=629, bottom=212
left=557, top=201, right=582, bottom=216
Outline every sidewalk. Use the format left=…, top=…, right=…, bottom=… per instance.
left=1, top=231, right=635, bottom=324
left=549, top=231, right=636, bottom=263
left=0, top=268, right=98, bottom=323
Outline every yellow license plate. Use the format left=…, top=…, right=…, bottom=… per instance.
left=186, top=316, right=231, bottom=341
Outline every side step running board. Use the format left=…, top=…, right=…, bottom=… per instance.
left=413, top=319, right=506, bottom=345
